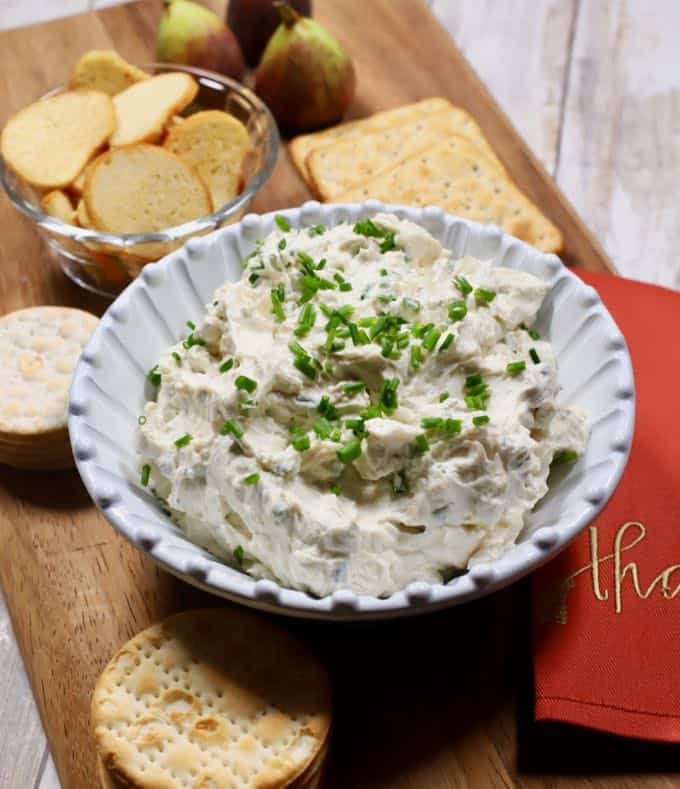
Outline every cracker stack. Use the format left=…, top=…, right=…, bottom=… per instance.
left=290, top=97, right=564, bottom=254
left=0, top=307, right=98, bottom=470
left=92, top=608, right=333, bottom=789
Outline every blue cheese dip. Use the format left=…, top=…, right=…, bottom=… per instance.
left=138, top=213, right=589, bottom=597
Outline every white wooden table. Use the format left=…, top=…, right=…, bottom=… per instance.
left=1, top=1, right=679, bottom=786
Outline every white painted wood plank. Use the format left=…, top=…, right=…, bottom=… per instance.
left=556, top=0, right=680, bottom=289
left=0, top=1, right=90, bottom=32
left=38, top=755, right=61, bottom=789
left=431, top=0, right=577, bottom=175
left=0, top=590, right=49, bottom=788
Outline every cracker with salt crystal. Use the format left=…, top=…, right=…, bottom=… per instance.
left=0, top=307, right=98, bottom=437
left=289, top=96, right=452, bottom=184
left=306, top=107, right=505, bottom=201
left=92, top=608, right=332, bottom=789
left=336, top=135, right=563, bottom=253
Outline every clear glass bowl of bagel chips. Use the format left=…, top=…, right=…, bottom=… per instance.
left=0, top=63, right=279, bottom=298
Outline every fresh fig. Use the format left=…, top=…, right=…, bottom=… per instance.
left=157, top=0, right=245, bottom=81
left=254, top=3, right=355, bottom=133
left=227, top=0, right=312, bottom=68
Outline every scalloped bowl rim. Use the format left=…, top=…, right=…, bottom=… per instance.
left=68, top=201, right=635, bottom=621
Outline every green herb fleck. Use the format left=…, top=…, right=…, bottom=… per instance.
left=148, top=365, right=161, bottom=387
left=448, top=300, right=467, bottom=322
left=140, top=464, right=150, bottom=486
left=343, top=381, right=366, bottom=395
left=439, top=333, right=454, bottom=353
left=472, top=415, right=490, bottom=426
left=454, top=275, right=473, bottom=296
left=219, top=358, right=234, bottom=373
left=233, top=545, right=245, bottom=565
left=292, top=434, right=311, bottom=452
left=275, top=214, right=290, bottom=232
left=278, top=238, right=287, bottom=250
left=244, top=473, right=260, bottom=485
left=172, top=351, right=182, bottom=365
left=530, top=348, right=541, bottom=364
left=474, top=287, right=496, bottom=304
left=337, top=438, right=362, bottom=464
left=235, top=375, right=257, bottom=393
left=330, top=483, right=342, bottom=496
left=415, top=434, right=430, bottom=453
left=174, top=433, right=192, bottom=448
left=220, top=419, right=244, bottom=439
left=552, top=449, right=579, bottom=466
left=439, top=392, right=449, bottom=402
left=506, top=361, right=526, bottom=376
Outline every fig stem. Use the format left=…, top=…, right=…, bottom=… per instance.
left=274, top=2, right=300, bottom=28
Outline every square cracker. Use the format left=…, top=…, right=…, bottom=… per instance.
left=336, top=135, right=563, bottom=253
left=306, top=107, right=505, bottom=201
left=289, top=97, right=452, bottom=184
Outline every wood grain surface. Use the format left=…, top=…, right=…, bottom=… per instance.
left=0, top=1, right=678, bottom=788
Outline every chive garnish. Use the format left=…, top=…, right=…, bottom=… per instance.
left=445, top=419, right=462, bottom=434
left=244, top=473, right=260, bottom=485
left=140, top=464, right=150, bottom=486
left=235, top=375, right=257, bottom=393
left=415, top=434, right=430, bottom=453
left=378, top=378, right=400, bottom=415
left=275, top=214, right=290, bottom=232
left=186, top=320, right=196, bottom=330
left=379, top=232, right=397, bottom=253
left=454, top=275, right=473, bottom=296
left=472, top=415, right=490, bottom=426
left=353, top=219, right=383, bottom=237
left=421, top=417, right=444, bottom=430
left=410, top=344, right=423, bottom=369
left=172, top=351, right=182, bottom=365
left=439, top=392, right=449, bottom=402
left=219, top=358, right=234, bottom=373
left=422, top=327, right=441, bottom=352
left=530, top=348, right=541, bottom=364
left=278, top=238, right=287, bottom=250
left=552, top=449, right=579, bottom=466
left=474, top=287, right=496, bottom=304
left=343, top=381, right=366, bottom=395
left=292, top=434, right=311, bottom=452
left=506, top=361, right=526, bottom=376
left=309, top=224, right=326, bottom=235
left=313, top=417, right=333, bottom=439
left=465, top=373, right=483, bottom=387
left=233, top=545, right=244, bottom=565
left=318, top=395, right=338, bottom=420
left=270, top=286, right=286, bottom=322
left=439, top=333, right=454, bottom=353
left=330, top=483, right=342, bottom=496
left=147, top=365, right=161, bottom=387
left=174, top=433, right=193, bottom=448
left=220, top=419, right=244, bottom=438
left=337, top=438, right=362, bottom=464
left=294, top=302, right=316, bottom=336
left=448, top=300, right=467, bottom=322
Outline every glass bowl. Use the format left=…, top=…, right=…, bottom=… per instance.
left=0, top=63, right=279, bottom=298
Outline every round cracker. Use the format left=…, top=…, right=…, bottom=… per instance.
left=84, top=144, right=212, bottom=234
left=0, top=307, right=98, bottom=436
left=110, top=72, right=198, bottom=147
left=0, top=90, right=114, bottom=188
left=92, top=608, right=332, bottom=789
left=164, top=110, right=250, bottom=210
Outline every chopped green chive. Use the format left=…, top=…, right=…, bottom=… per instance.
left=530, top=348, right=541, bottom=364
left=439, top=392, right=449, bottom=402
left=410, top=344, right=423, bottom=370
left=278, top=238, right=287, bottom=250
left=147, top=365, right=161, bottom=387
left=235, top=375, right=257, bottom=393
left=343, top=381, right=366, bottom=395
left=313, top=417, right=333, bottom=439
left=271, top=286, right=286, bottom=322
left=186, top=320, right=196, bottom=330
left=244, top=473, right=260, bottom=485
left=439, top=333, right=454, bottom=353
left=220, top=419, right=244, bottom=439
left=360, top=404, right=381, bottom=420
left=378, top=377, right=400, bottom=415
left=345, top=418, right=368, bottom=438
left=473, top=415, right=490, bottom=426
left=552, top=449, right=579, bottom=466
left=309, top=224, right=326, bottom=235
left=292, top=434, right=311, bottom=452
left=422, top=327, right=441, bottom=352
left=415, top=434, right=430, bottom=453
left=233, top=545, right=244, bottom=565
left=174, top=433, right=192, bottom=448
left=219, top=358, right=234, bottom=373
left=421, top=417, right=444, bottom=429
left=337, top=438, right=362, bottom=464
left=454, top=275, right=473, bottom=296
left=464, top=373, right=490, bottom=410
left=172, top=351, right=182, bottom=366
left=380, top=268, right=388, bottom=276
left=182, top=332, right=205, bottom=349
left=318, top=395, right=338, bottom=420
left=379, top=232, right=397, bottom=253
left=353, top=219, right=383, bottom=237
left=248, top=273, right=260, bottom=285
left=294, top=354, right=318, bottom=379
left=294, top=302, right=316, bottom=336
left=330, top=483, right=342, bottom=496
left=448, top=300, right=467, bottom=322
left=140, top=464, right=150, bottom=486
left=411, top=322, right=433, bottom=339
left=506, top=361, right=526, bottom=376
left=444, top=418, right=462, bottom=434
left=275, top=214, right=290, bottom=232
left=474, top=287, right=496, bottom=304
left=465, top=373, right=483, bottom=387
left=520, top=322, right=540, bottom=340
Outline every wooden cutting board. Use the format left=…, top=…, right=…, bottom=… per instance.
left=3, top=2, right=674, bottom=789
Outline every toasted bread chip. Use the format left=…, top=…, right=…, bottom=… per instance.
left=84, top=144, right=211, bottom=234
left=289, top=97, right=452, bottom=184
left=40, top=190, right=76, bottom=224
left=69, top=50, right=149, bottom=96
left=1, top=91, right=114, bottom=188
left=307, top=107, right=505, bottom=200
left=336, top=135, right=563, bottom=253
left=164, top=110, right=249, bottom=210
left=110, top=72, right=198, bottom=147
left=92, top=608, right=332, bottom=789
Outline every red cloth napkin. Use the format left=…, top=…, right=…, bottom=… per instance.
left=532, top=269, right=680, bottom=743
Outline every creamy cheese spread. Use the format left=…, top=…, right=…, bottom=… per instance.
left=138, top=213, right=589, bottom=597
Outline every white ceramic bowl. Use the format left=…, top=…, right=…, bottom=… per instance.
left=68, top=201, right=635, bottom=621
